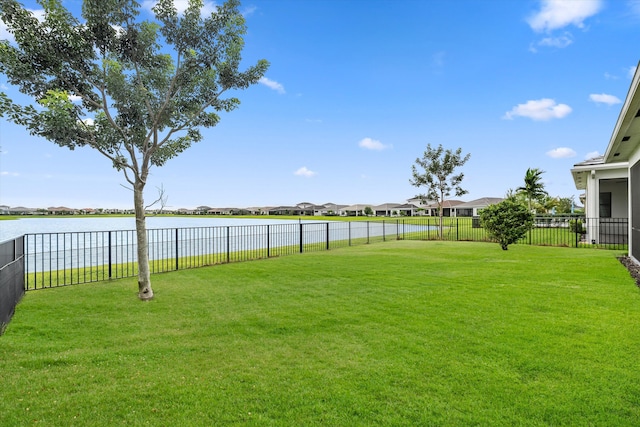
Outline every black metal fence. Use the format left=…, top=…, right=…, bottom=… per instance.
left=0, top=216, right=630, bottom=333
left=0, top=236, right=24, bottom=335
left=16, top=216, right=628, bottom=291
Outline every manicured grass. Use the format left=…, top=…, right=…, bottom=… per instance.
left=2, top=241, right=640, bottom=425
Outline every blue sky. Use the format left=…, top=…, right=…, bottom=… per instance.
left=1, top=0, right=639, bottom=209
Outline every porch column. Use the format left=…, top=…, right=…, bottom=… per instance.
left=586, top=169, right=600, bottom=244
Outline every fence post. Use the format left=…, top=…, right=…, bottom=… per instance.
left=383, top=220, right=386, bottom=242
left=456, top=218, right=459, bottom=241
left=226, top=226, right=230, bottom=263
left=108, top=231, right=113, bottom=279
left=175, top=228, right=179, bottom=271
left=367, top=221, right=370, bottom=244
left=267, top=224, right=270, bottom=258
left=349, top=222, right=352, bottom=246
left=299, top=222, right=304, bottom=253
left=326, top=222, right=330, bottom=250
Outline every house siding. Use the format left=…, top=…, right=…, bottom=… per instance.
left=599, top=179, right=628, bottom=218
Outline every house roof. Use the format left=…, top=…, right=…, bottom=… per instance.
left=373, top=203, right=401, bottom=210
left=571, top=63, right=640, bottom=190
left=573, top=155, right=605, bottom=167
left=425, top=200, right=464, bottom=209
left=342, top=204, right=371, bottom=211
left=321, top=203, right=347, bottom=210
left=571, top=157, right=628, bottom=190
left=454, top=197, right=503, bottom=208
left=603, top=61, right=640, bottom=164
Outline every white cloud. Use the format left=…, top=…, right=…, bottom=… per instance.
left=143, top=1, right=217, bottom=17
left=585, top=151, right=601, bottom=159
left=629, top=0, right=640, bottom=17
left=259, top=77, right=285, bottom=94
left=503, top=98, right=572, bottom=121
left=629, top=65, right=638, bottom=79
left=537, top=34, right=573, bottom=48
left=589, top=93, right=622, bottom=105
left=0, top=8, right=45, bottom=43
left=358, top=137, right=391, bottom=151
left=0, top=171, right=19, bottom=177
left=528, top=0, right=603, bottom=32
left=294, top=166, right=316, bottom=177
left=242, top=5, right=257, bottom=16
left=546, top=147, right=576, bottom=158
left=69, top=95, right=83, bottom=103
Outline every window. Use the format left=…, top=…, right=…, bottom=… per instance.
left=599, top=192, right=612, bottom=218
left=457, top=208, right=473, bottom=217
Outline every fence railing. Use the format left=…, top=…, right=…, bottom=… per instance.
left=15, top=216, right=627, bottom=291
left=0, top=236, right=25, bottom=335
left=0, top=216, right=630, bottom=333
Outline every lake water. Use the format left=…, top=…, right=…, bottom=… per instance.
left=0, top=216, right=309, bottom=242
left=3, top=216, right=432, bottom=279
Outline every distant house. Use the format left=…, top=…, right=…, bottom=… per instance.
left=314, top=203, right=347, bottom=216
left=176, top=208, right=196, bottom=215
left=424, top=200, right=464, bottom=217
left=406, top=197, right=432, bottom=215
left=394, top=203, right=420, bottom=216
left=341, top=204, right=371, bottom=216
left=373, top=203, right=400, bottom=217
left=296, top=202, right=315, bottom=210
left=372, top=203, right=419, bottom=217
left=47, top=206, right=77, bottom=215
left=570, top=62, right=640, bottom=258
left=453, top=198, right=503, bottom=217
left=268, top=206, right=306, bottom=215
left=207, top=208, right=230, bottom=215
left=4, top=206, right=38, bottom=215
left=246, top=207, right=269, bottom=215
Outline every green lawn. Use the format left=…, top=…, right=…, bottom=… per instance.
left=2, top=241, right=640, bottom=426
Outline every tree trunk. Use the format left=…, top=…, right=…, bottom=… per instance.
left=134, top=180, right=154, bottom=300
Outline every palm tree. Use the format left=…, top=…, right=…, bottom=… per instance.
left=517, top=168, right=548, bottom=212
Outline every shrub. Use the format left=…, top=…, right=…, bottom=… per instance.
left=480, top=198, right=534, bottom=250
left=569, top=219, right=585, bottom=234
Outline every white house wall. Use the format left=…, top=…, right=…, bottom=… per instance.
left=599, top=179, right=628, bottom=218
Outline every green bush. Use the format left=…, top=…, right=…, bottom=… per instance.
left=480, top=198, right=534, bottom=250
left=569, top=219, right=585, bottom=234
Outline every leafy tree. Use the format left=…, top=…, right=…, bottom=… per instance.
left=536, top=195, right=558, bottom=214
left=555, top=196, right=575, bottom=214
left=517, top=168, right=548, bottom=212
left=410, top=143, right=470, bottom=238
left=0, top=0, right=268, bottom=300
left=364, top=206, right=373, bottom=216
left=480, top=197, right=534, bottom=250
